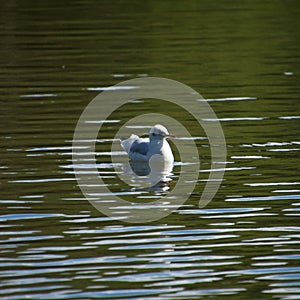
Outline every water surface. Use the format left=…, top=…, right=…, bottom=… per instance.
left=1, top=1, right=300, bottom=299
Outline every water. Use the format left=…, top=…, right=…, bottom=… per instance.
left=1, top=0, right=300, bottom=299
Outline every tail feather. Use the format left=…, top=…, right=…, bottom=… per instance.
left=120, top=134, right=139, bottom=154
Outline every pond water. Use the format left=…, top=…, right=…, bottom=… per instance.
left=1, top=1, right=300, bottom=299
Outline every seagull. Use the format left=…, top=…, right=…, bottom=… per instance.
left=120, top=124, right=174, bottom=162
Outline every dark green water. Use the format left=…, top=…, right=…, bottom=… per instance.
left=1, top=1, right=300, bottom=299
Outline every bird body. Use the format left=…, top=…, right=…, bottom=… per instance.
left=121, top=125, right=174, bottom=163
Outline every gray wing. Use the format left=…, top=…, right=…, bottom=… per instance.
left=130, top=140, right=149, bottom=155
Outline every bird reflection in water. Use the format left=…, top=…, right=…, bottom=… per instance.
left=121, top=155, right=174, bottom=194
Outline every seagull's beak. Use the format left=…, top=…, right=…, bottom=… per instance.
left=167, top=134, right=175, bottom=138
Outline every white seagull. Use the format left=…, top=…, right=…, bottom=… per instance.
left=120, top=124, right=174, bottom=162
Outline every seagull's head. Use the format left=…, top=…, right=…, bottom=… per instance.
left=149, top=124, right=174, bottom=141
